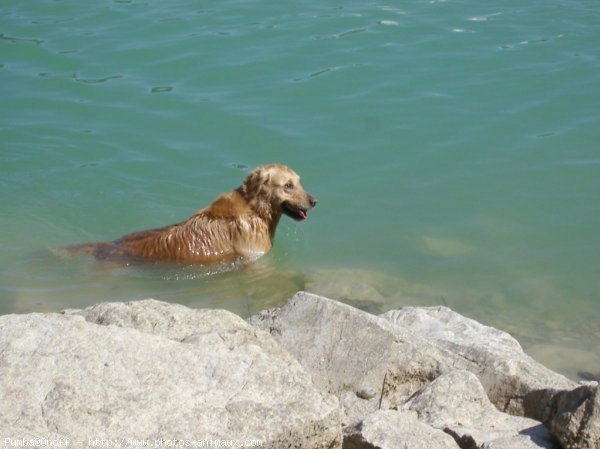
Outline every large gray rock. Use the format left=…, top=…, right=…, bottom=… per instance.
left=0, top=299, right=341, bottom=448
left=1, top=292, right=587, bottom=449
left=382, top=306, right=576, bottom=414
left=249, top=292, right=575, bottom=419
left=404, top=370, right=558, bottom=449
left=524, top=383, right=600, bottom=449
left=343, top=410, right=459, bottom=449
left=248, top=291, right=456, bottom=418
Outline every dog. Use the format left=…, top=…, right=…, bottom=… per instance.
left=66, top=164, right=317, bottom=265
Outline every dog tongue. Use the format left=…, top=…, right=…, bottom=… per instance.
left=300, top=210, right=307, bottom=220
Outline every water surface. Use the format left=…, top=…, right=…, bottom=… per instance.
left=1, top=0, right=599, bottom=380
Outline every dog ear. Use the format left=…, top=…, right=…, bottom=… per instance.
left=238, top=167, right=275, bottom=218
left=240, top=168, right=271, bottom=199
left=251, top=168, right=271, bottom=186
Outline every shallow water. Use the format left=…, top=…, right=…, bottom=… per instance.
left=1, top=0, right=599, bottom=381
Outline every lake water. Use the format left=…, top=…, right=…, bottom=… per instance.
left=1, top=0, right=599, bottom=381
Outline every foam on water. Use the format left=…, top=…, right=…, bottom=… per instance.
left=1, top=0, right=599, bottom=380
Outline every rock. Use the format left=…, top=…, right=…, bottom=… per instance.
left=404, top=370, right=558, bottom=449
left=0, top=299, right=341, bottom=448
left=382, top=306, right=576, bottom=414
left=1, top=292, right=588, bottom=449
left=304, top=268, right=448, bottom=312
left=250, top=293, right=575, bottom=417
left=343, top=410, right=459, bottom=449
left=339, top=391, right=383, bottom=430
left=248, top=291, right=455, bottom=422
left=356, top=387, right=377, bottom=400
left=304, top=269, right=389, bottom=312
left=249, top=292, right=585, bottom=447
left=524, top=383, right=600, bottom=449
left=64, top=298, right=255, bottom=342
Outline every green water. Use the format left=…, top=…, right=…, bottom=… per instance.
left=1, top=0, right=599, bottom=380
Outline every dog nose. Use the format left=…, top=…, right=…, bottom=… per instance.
left=309, top=195, right=318, bottom=208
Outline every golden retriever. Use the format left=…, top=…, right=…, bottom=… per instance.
left=66, top=164, right=317, bottom=264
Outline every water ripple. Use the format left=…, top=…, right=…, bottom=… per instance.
left=72, top=73, right=123, bottom=84
left=376, top=20, right=399, bottom=26
left=0, top=33, right=43, bottom=45
left=314, top=28, right=367, bottom=40
left=151, top=86, right=174, bottom=93
left=468, top=12, right=502, bottom=22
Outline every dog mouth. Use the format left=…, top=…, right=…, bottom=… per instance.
left=282, top=202, right=309, bottom=221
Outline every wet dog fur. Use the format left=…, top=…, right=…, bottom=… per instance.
left=65, top=164, right=317, bottom=265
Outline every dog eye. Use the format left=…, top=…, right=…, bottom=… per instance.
left=284, top=182, right=294, bottom=190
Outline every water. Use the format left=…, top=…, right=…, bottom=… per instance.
left=1, top=0, right=599, bottom=380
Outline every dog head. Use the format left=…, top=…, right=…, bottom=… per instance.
left=239, top=164, right=317, bottom=221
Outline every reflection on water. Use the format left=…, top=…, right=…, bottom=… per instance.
left=1, top=250, right=304, bottom=316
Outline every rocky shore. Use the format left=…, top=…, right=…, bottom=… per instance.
left=0, top=292, right=597, bottom=449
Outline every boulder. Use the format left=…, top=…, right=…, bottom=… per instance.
left=343, top=410, right=459, bottom=449
left=382, top=306, right=576, bottom=415
left=524, top=383, right=600, bottom=449
left=250, top=293, right=575, bottom=419
left=403, top=370, right=558, bottom=449
left=0, top=299, right=341, bottom=448
left=249, top=291, right=456, bottom=420
left=1, top=292, right=588, bottom=449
